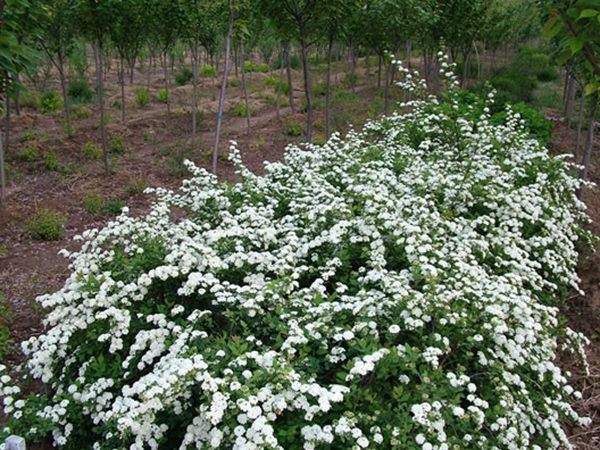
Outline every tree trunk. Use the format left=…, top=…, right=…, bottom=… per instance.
left=325, top=35, right=333, bottom=139
left=384, top=62, right=391, bottom=115
left=299, top=32, right=313, bottom=141
left=191, top=42, right=200, bottom=149
left=579, top=94, right=598, bottom=197
left=0, top=117, right=5, bottom=206
left=406, top=40, right=412, bottom=70
left=240, top=42, right=251, bottom=135
left=14, top=74, right=20, bottom=116
left=576, top=93, right=585, bottom=157
left=94, top=43, right=109, bottom=174
left=564, top=73, right=576, bottom=124
left=162, top=53, right=171, bottom=116
left=377, top=54, right=382, bottom=88
left=57, top=53, right=71, bottom=129
left=284, top=42, right=295, bottom=113
left=212, top=8, right=234, bottom=174
left=119, top=57, right=126, bottom=122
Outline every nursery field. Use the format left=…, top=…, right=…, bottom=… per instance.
left=2, top=0, right=600, bottom=449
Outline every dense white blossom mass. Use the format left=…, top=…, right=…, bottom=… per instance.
left=0, top=61, right=593, bottom=449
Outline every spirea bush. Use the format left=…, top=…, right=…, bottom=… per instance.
left=0, top=58, right=593, bottom=450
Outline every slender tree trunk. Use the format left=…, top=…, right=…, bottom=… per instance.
left=579, top=94, right=598, bottom=198
left=284, top=42, right=295, bottom=113
left=191, top=42, right=200, bottom=149
left=4, top=90, right=10, bottom=168
left=240, top=42, right=251, bottom=135
left=299, top=31, right=313, bottom=141
left=212, top=7, right=234, bottom=174
left=14, top=74, right=20, bottom=116
left=384, top=62, right=391, bottom=115
left=57, top=53, right=71, bottom=129
left=129, top=58, right=135, bottom=84
left=0, top=117, right=5, bottom=206
left=119, top=57, right=126, bottom=122
left=234, top=44, right=239, bottom=79
left=325, top=35, right=333, bottom=139
left=406, top=40, right=412, bottom=70
left=564, top=73, right=576, bottom=124
left=377, top=54, right=382, bottom=88
left=576, top=93, right=585, bottom=157
left=94, top=43, right=109, bottom=174
left=162, top=52, right=171, bottom=116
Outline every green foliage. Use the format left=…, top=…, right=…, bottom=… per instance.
left=103, top=198, right=125, bottom=215
left=264, top=75, right=290, bottom=96
left=39, top=91, right=63, bottom=114
left=109, top=136, right=126, bottom=155
left=82, top=142, right=102, bottom=160
left=283, top=118, right=303, bottom=137
left=26, top=209, right=66, bottom=241
left=0, top=292, right=11, bottom=360
left=175, top=67, right=193, bottom=86
left=44, top=151, right=60, bottom=171
left=72, top=105, right=92, bottom=119
left=156, top=88, right=169, bottom=103
left=492, top=102, right=553, bottom=145
left=243, top=61, right=269, bottom=73
left=83, top=192, right=104, bottom=215
left=200, top=65, right=217, bottom=78
left=513, top=47, right=558, bottom=82
left=17, top=145, right=39, bottom=162
left=272, top=53, right=301, bottom=70
left=68, top=77, right=94, bottom=103
left=230, top=102, right=252, bottom=117
left=134, top=87, right=150, bottom=107
left=20, top=91, right=39, bottom=109
left=125, top=178, right=148, bottom=196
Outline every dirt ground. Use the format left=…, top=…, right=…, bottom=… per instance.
left=1, top=59, right=599, bottom=448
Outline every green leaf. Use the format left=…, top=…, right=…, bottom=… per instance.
left=578, top=9, right=599, bottom=19
left=570, top=38, right=584, bottom=55
left=543, top=15, right=564, bottom=38
left=584, top=82, right=600, bottom=96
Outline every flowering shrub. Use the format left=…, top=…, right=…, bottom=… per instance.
left=0, top=60, right=593, bottom=449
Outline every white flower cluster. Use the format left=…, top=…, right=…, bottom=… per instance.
left=0, top=64, right=593, bottom=449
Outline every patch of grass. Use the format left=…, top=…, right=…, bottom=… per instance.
left=103, top=198, right=125, bottom=215
left=283, top=119, right=303, bottom=137
left=72, top=105, right=92, bottom=119
left=0, top=244, right=7, bottom=258
left=26, top=209, right=66, bottom=241
left=167, top=148, right=194, bottom=176
left=68, top=77, right=94, bottom=103
left=44, top=151, right=60, bottom=171
left=83, top=192, right=105, bottom=215
left=18, top=145, right=40, bottom=162
left=82, top=141, right=102, bottom=160
left=229, top=78, right=241, bottom=88
left=243, top=61, right=269, bottom=73
left=39, top=91, right=63, bottom=114
left=125, top=178, right=148, bottom=196
left=20, top=129, right=37, bottom=142
left=109, top=136, right=126, bottom=155
left=156, top=88, right=169, bottom=104
left=0, top=292, right=11, bottom=360
left=200, top=65, right=217, bottom=78
left=230, top=102, right=252, bottom=117
left=20, top=91, right=40, bottom=110
left=135, top=87, right=150, bottom=107
left=175, top=67, right=193, bottom=86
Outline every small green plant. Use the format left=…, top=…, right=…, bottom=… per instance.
left=342, top=73, right=358, bottom=88
left=20, top=129, right=36, bottom=142
left=109, top=136, right=126, bottom=155
left=68, top=77, right=94, bottom=103
left=103, top=198, right=125, bottom=215
left=125, top=178, right=148, bottom=196
left=157, top=88, right=169, bottom=103
left=265, top=76, right=290, bottom=96
left=200, top=65, right=216, bottom=78
left=231, top=102, right=252, bottom=117
left=82, top=141, right=102, bottom=160
left=20, top=91, right=39, bottom=109
left=175, top=67, right=193, bottom=86
left=61, top=120, right=75, bottom=137
left=491, top=102, right=553, bottom=145
left=283, top=119, right=303, bottom=137
left=72, top=105, right=92, bottom=119
left=26, top=209, right=66, bottom=241
left=0, top=292, right=11, bottom=360
left=135, top=87, right=150, bottom=107
left=243, top=61, right=269, bottom=73
left=18, top=145, right=39, bottom=162
left=39, top=91, right=63, bottom=114
left=229, top=78, right=241, bottom=88
left=83, top=192, right=105, bottom=214
left=44, top=151, right=60, bottom=171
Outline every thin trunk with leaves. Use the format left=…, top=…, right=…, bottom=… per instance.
left=240, top=43, right=251, bottom=135
left=283, top=42, right=295, bottom=113
left=93, top=43, right=109, bottom=174
left=579, top=93, right=598, bottom=197
left=299, top=31, right=313, bottom=141
left=119, top=57, right=126, bottom=122
left=162, top=53, right=171, bottom=116
left=325, top=35, right=333, bottom=139
left=190, top=42, right=200, bottom=149
left=212, top=7, right=234, bottom=174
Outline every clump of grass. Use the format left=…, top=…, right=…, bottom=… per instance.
left=83, top=192, right=105, bottom=214
left=20, top=129, right=36, bottom=143
left=72, top=105, right=92, bottom=119
left=231, top=102, right=252, bottom=117
left=156, top=88, right=169, bottom=104
left=39, top=91, right=63, bottom=114
left=243, top=61, right=269, bottom=73
left=109, top=136, right=126, bottom=155
left=175, top=67, right=193, bottom=86
left=283, top=119, right=303, bottom=137
left=135, top=87, right=150, bottom=107
left=18, top=145, right=40, bottom=162
left=82, top=142, right=102, bottom=160
left=103, top=198, right=125, bottom=215
left=44, top=151, right=60, bottom=171
left=200, top=65, right=216, bottom=78
left=0, top=292, right=11, bottom=360
left=20, top=91, right=39, bottom=110
left=26, top=209, right=66, bottom=241
left=125, top=178, right=148, bottom=196
left=68, top=77, right=94, bottom=103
